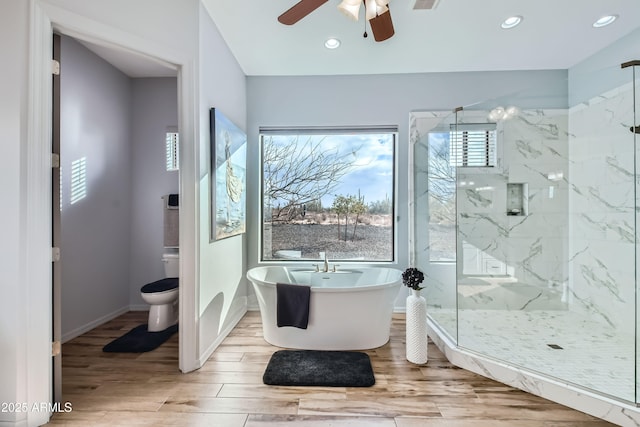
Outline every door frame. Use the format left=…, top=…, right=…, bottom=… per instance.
left=52, top=32, right=62, bottom=404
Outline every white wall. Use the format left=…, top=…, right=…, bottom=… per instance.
left=60, top=35, right=133, bottom=340
left=0, top=1, right=34, bottom=425
left=42, top=0, right=198, bottom=54
left=129, top=77, right=179, bottom=307
left=197, top=3, right=248, bottom=361
left=246, top=70, right=569, bottom=307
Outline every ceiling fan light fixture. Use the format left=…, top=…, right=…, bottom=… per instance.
left=338, top=0, right=361, bottom=21
left=501, top=15, right=522, bottom=29
left=365, top=0, right=388, bottom=21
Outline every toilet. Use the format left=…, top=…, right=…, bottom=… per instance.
left=140, top=253, right=179, bottom=332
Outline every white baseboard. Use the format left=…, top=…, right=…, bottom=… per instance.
left=61, top=306, right=130, bottom=343
left=246, top=294, right=258, bottom=311
left=198, top=298, right=247, bottom=367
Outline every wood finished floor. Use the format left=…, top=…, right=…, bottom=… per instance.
left=47, top=311, right=614, bottom=426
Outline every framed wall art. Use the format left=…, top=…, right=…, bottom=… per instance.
left=209, top=107, right=247, bottom=241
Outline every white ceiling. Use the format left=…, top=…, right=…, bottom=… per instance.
left=202, top=0, right=640, bottom=76
left=77, top=39, right=178, bottom=78
left=79, top=0, right=640, bottom=78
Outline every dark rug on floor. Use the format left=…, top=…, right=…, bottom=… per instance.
left=102, top=324, right=178, bottom=353
left=263, top=350, right=375, bottom=387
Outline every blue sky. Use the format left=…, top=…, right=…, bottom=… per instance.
left=265, top=132, right=395, bottom=209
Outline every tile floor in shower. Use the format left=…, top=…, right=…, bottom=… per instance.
left=429, top=308, right=636, bottom=402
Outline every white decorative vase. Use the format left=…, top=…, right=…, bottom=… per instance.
left=406, top=288, right=428, bottom=364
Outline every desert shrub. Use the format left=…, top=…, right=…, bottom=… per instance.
left=368, top=196, right=392, bottom=214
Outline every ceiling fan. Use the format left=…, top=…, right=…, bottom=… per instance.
left=278, top=0, right=395, bottom=42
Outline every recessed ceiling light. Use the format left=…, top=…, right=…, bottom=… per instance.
left=324, top=38, right=341, bottom=49
left=501, top=15, right=522, bottom=29
left=593, top=15, right=618, bottom=28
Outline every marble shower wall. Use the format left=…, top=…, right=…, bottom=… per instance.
left=412, top=96, right=637, bottom=332
left=568, top=81, right=637, bottom=332
left=457, top=109, right=570, bottom=296
left=410, top=110, right=572, bottom=325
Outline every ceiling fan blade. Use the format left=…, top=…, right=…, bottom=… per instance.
left=278, top=0, right=329, bottom=25
left=369, top=9, right=394, bottom=42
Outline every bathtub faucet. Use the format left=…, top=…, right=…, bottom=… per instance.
left=314, top=252, right=337, bottom=272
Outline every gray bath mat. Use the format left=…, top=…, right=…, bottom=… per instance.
left=263, top=350, right=375, bottom=387
left=102, top=324, right=177, bottom=353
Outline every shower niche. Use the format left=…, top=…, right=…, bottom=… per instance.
left=506, top=183, right=527, bottom=216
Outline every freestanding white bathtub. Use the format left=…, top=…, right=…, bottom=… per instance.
left=246, top=266, right=402, bottom=350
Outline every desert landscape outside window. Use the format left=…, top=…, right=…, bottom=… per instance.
left=260, top=128, right=396, bottom=262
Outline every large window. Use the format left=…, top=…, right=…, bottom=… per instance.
left=260, top=128, right=396, bottom=262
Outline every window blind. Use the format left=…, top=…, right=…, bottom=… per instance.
left=166, top=131, right=179, bottom=171
left=449, top=123, right=496, bottom=167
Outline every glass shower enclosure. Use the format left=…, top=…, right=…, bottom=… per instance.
left=411, top=60, right=640, bottom=404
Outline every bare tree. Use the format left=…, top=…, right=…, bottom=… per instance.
left=428, top=137, right=456, bottom=225
left=263, top=135, right=359, bottom=222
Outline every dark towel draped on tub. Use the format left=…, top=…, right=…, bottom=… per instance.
left=276, top=283, right=310, bottom=329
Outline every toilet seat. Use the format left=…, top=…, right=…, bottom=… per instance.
left=141, top=278, right=179, bottom=294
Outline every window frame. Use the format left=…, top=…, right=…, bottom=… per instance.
left=258, top=126, right=398, bottom=264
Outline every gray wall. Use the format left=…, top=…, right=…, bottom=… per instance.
left=569, top=27, right=640, bottom=106
left=246, top=70, right=568, bottom=304
left=130, top=78, right=179, bottom=307
left=60, top=36, right=133, bottom=339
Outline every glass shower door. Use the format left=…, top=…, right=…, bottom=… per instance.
left=455, top=78, right=638, bottom=401
left=631, top=60, right=640, bottom=404
left=410, top=110, right=459, bottom=343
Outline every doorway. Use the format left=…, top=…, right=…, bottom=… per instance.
left=52, top=32, right=180, bottom=400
